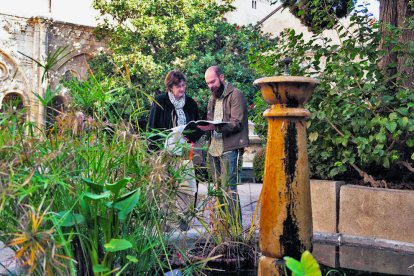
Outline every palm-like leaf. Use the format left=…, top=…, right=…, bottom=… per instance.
left=18, top=46, right=73, bottom=83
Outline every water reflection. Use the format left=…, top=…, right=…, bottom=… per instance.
left=314, top=242, right=414, bottom=275
left=206, top=242, right=414, bottom=275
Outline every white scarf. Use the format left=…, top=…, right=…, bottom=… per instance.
left=168, top=91, right=186, bottom=126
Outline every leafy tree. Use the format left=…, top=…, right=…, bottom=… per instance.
left=279, top=0, right=414, bottom=88
left=280, top=0, right=355, bottom=32
left=250, top=7, right=414, bottom=185
left=92, top=0, right=230, bottom=101
left=90, top=0, right=274, bottom=121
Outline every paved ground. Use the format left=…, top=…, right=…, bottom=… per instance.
left=179, top=182, right=262, bottom=239
left=0, top=241, right=17, bottom=275
left=195, top=182, right=262, bottom=227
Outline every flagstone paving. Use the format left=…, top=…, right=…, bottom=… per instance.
left=178, top=182, right=262, bottom=239
left=0, top=241, right=17, bottom=275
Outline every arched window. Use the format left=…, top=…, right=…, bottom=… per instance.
left=1, top=92, right=26, bottom=124
left=252, top=0, right=257, bottom=9
left=1, top=93, right=24, bottom=112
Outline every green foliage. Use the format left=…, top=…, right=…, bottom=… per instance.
left=250, top=7, right=414, bottom=181
left=184, top=22, right=275, bottom=117
left=92, top=0, right=231, bottom=97
left=64, top=62, right=152, bottom=130
left=284, top=250, right=322, bottom=276
left=280, top=0, right=356, bottom=32
left=19, top=46, right=72, bottom=82
left=253, top=147, right=266, bottom=182
left=0, top=109, right=204, bottom=274
left=1, top=33, right=217, bottom=274
left=104, top=239, right=133, bottom=252
left=90, top=0, right=274, bottom=120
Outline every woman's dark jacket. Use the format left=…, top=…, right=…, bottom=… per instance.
left=148, top=93, right=199, bottom=148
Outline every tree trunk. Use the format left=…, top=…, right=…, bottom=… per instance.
left=379, top=0, right=414, bottom=88
left=397, top=0, right=414, bottom=88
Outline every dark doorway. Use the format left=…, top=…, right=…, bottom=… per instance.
left=46, top=95, right=65, bottom=134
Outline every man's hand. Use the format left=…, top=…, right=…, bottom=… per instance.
left=197, top=124, right=216, bottom=131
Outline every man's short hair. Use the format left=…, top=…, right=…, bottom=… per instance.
left=164, top=70, right=186, bottom=91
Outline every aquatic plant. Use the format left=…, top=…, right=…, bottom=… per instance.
left=284, top=250, right=322, bottom=276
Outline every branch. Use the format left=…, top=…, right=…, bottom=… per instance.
left=397, top=161, right=414, bottom=173
left=325, top=118, right=351, bottom=138
left=350, top=163, right=387, bottom=188
left=325, top=118, right=344, bottom=137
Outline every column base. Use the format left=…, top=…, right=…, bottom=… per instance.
left=258, top=255, right=285, bottom=276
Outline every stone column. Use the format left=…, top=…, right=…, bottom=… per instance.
left=253, top=76, right=319, bottom=274
left=29, top=17, right=49, bottom=130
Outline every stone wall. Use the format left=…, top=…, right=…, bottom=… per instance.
left=47, top=20, right=106, bottom=88
left=311, top=181, right=414, bottom=246
left=0, top=14, right=39, bottom=124
left=0, top=13, right=106, bottom=129
left=224, top=0, right=273, bottom=26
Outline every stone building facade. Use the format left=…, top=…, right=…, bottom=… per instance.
left=0, top=13, right=106, bottom=129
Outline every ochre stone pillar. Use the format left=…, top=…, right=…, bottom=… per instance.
left=253, top=76, right=319, bottom=274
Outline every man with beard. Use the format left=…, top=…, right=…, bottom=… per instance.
left=198, top=66, right=249, bottom=230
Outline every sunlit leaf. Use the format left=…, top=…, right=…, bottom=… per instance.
left=309, top=132, right=318, bottom=142
left=126, top=255, right=139, bottom=263
left=104, top=239, right=133, bottom=252
left=84, top=191, right=111, bottom=200
left=301, top=251, right=322, bottom=276
left=93, top=264, right=110, bottom=273
left=284, top=256, right=304, bottom=275
left=284, top=251, right=321, bottom=276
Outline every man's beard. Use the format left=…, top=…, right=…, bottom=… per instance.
left=211, top=81, right=225, bottom=98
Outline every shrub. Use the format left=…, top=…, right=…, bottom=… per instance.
left=249, top=8, right=414, bottom=185
left=0, top=108, right=208, bottom=274
left=253, top=147, right=266, bottom=183
left=0, top=46, right=204, bottom=274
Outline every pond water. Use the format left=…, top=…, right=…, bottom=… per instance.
left=313, top=242, right=414, bottom=275
left=206, top=241, right=414, bottom=275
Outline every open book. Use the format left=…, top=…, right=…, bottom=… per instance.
left=180, top=120, right=227, bottom=142
left=165, top=120, right=227, bottom=155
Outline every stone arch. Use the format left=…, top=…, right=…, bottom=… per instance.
left=56, top=51, right=94, bottom=69
left=51, top=51, right=94, bottom=87
left=57, top=52, right=94, bottom=77
left=0, top=60, right=9, bottom=81
left=0, top=49, right=30, bottom=94
left=0, top=49, right=31, bottom=120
